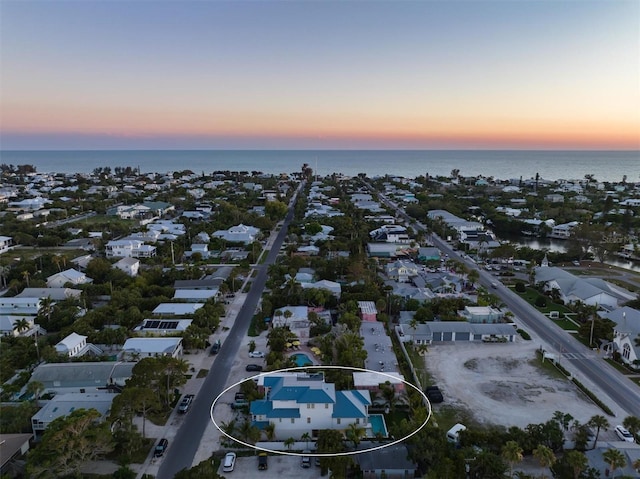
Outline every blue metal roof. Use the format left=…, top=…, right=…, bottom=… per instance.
left=267, top=408, right=301, bottom=419
left=297, top=386, right=335, bottom=404
left=332, top=391, right=368, bottom=418
left=250, top=400, right=273, bottom=416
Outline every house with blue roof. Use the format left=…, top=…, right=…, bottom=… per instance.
left=250, top=373, right=371, bottom=439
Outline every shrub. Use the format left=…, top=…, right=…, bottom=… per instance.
left=515, top=282, right=526, bottom=293
left=517, top=329, right=531, bottom=340
left=535, top=296, right=547, bottom=308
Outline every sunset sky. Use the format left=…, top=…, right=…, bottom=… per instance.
left=1, top=0, right=639, bottom=150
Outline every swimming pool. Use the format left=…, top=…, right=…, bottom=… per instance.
left=290, top=353, right=313, bottom=367
left=368, top=414, right=388, bottom=437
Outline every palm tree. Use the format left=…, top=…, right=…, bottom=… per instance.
left=602, top=448, right=626, bottom=477
left=284, top=437, right=295, bottom=451
left=25, top=380, right=44, bottom=400
left=12, top=318, right=31, bottom=335
left=345, top=423, right=365, bottom=449
left=263, top=422, right=276, bottom=441
left=301, top=432, right=311, bottom=450
left=587, top=415, right=609, bottom=447
left=22, top=270, right=30, bottom=287
left=283, top=309, right=293, bottom=327
left=564, top=450, right=587, bottom=479
left=501, top=440, right=523, bottom=478
left=532, top=445, right=555, bottom=479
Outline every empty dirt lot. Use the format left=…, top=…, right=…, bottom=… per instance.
left=423, top=341, right=603, bottom=428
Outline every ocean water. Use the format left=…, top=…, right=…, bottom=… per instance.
left=0, top=149, right=637, bottom=182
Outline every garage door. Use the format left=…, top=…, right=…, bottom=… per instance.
left=433, top=332, right=442, bottom=341
left=442, top=332, right=453, bottom=341
left=456, top=332, right=470, bottom=341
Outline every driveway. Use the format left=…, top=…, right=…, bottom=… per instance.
left=217, top=455, right=322, bottom=479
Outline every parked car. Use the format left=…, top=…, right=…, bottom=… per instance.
left=258, top=452, right=268, bottom=470
left=249, top=351, right=265, bottom=358
left=426, top=386, right=444, bottom=403
left=231, top=399, right=249, bottom=410
left=210, top=340, right=221, bottom=355
left=223, top=452, right=236, bottom=472
left=177, top=394, right=194, bottom=413
left=615, top=425, right=635, bottom=442
left=301, top=450, right=311, bottom=468
left=154, top=438, right=168, bottom=457
left=246, top=364, right=263, bottom=372
left=234, top=392, right=245, bottom=401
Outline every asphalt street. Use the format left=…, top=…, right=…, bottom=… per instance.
left=373, top=187, right=640, bottom=418
left=157, top=183, right=302, bottom=478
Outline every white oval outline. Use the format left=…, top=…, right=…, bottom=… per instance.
left=210, top=365, right=432, bottom=457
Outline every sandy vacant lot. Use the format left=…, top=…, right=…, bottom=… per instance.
left=423, top=341, right=602, bottom=428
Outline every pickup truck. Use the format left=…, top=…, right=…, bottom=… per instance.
left=178, top=394, right=195, bottom=413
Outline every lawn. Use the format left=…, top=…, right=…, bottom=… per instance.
left=551, top=318, right=579, bottom=331
left=513, top=286, right=572, bottom=315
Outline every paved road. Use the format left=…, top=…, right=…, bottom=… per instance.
left=372, top=186, right=640, bottom=418
left=157, top=183, right=303, bottom=478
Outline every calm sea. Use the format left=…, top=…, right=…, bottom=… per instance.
left=0, top=150, right=637, bottom=182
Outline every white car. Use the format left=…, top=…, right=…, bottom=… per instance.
left=223, top=452, right=236, bottom=472
left=249, top=351, right=265, bottom=358
left=615, top=425, right=635, bottom=443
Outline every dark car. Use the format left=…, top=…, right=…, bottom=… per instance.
left=258, top=452, right=268, bottom=470
left=210, top=340, right=221, bottom=355
left=425, top=386, right=444, bottom=403
left=246, top=364, right=263, bottom=372
left=154, top=438, right=168, bottom=457
left=234, top=392, right=245, bottom=401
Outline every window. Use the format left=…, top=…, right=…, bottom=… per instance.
left=307, top=417, right=311, bottom=423
left=336, top=418, right=341, bottom=425
left=623, top=343, right=631, bottom=360
left=325, top=403, right=329, bottom=409
left=291, top=418, right=295, bottom=424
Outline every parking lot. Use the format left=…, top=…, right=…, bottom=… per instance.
left=217, top=454, right=323, bottom=478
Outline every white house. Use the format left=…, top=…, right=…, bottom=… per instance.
left=55, top=332, right=88, bottom=357
left=0, top=298, right=42, bottom=316
left=458, top=306, right=505, bottom=324
left=272, top=306, right=309, bottom=328
left=0, top=315, right=36, bottom=337
left=133, top=319, right=193, bottom=335
left=152, top=303, right=204, bottom=316
left=299, top=280, right=342, bottom=298
left=46, top=269, right=93, bottom=288
left=250, top=373, right=371, bottom=440
left=121, top=337, right=183, bottom=360
left=212, top=224, right=260, bottom=244
left=385, top=260, right=420, bottom=283
left=113, top=257, right=140, bottom=277
left=0, top=236, right=12, bottom=254
left=16, top=287, right=82, bottom=301
left=549, top=221, right=579, bottom=239
left=105, top=239, right=156, bottom=258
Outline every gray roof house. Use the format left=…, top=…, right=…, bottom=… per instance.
left=397, top=322, right=517, bottom=344
left=31, top=392, right=116, bottom=438
left=584, top=441, right=640, bottom=478
left=29, top=362, right=135, bottom=394
left=354, top=444, right=418, bottom=479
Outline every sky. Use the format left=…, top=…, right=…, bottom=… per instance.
left=1, top=0, right=639, bottom=150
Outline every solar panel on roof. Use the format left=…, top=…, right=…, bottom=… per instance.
left=145, top=320, right=160, bottom=329
left=158, top=321, right=179, bottom=330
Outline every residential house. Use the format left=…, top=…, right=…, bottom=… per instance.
left=29, top=362, right=135, bottom=394
left=549, top=221, right=578, bottom=239
left=172, top=289, right=218, bottom=302
left=369, top=225, right=410, bottom=243
left=16, top=287, right=82, bottom=301
left=113, top=257, right=140, bottom=277
left=105, top=239, right=156, bottom=258
left=31, top=392, right=116, bottom=438
left=46, top=268, right=93, bottom=288
left=300, top=280, right=342, bottom=298
left=417, top=247, right=441, bottom=262
left=121, top=337, right=183, bottom=360
left=272, top=306, right=309, bottom=328
left=0, top=298, right=42, bottom=316
left=212, top=224, right=260, bottom=244
left=0, top=236, right=12, bottom=254
left=55, top=332, right=102, bottom=357
left=134, top=318, right=193, bottom=335
left=354, top=444, right=418, bottom=479
left=0, top=433, right=31, bottom=476
left=0, top=315, right=36, bottom=337
left=459, top=306, right=505, bottom=324
left=152, top=303, right=204, bottom=316
left=358, top=301, right=378, bottom=322
left=385, top=260, right=420, bottom=283
left=250, top=373, right=371, bottom=440
left=367, top=243, right=413, bottom=258
left=583, top=441, right=640, bottom=478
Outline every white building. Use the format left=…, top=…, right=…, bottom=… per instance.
left=0, top=298, right=42, bottom=316
left=113, top=257, right=140, bottom=277
left=152, top=303, right=204, bottom=316
left=122, top=337, right=183, bottom=360
left=603, top=307, right=640, bottom=369
left=212, top=224, right=260, bottom=244
left=105, top=239, right=156, bottom=258
left=549, top=221, right=579, bottom=239
left=46, top=269, right=93, bottom=288
left=55, top=332, right=88, bottom=357
left=250, top=373, right=371, bottom=440
left=0, top=236, right=12, bottom=254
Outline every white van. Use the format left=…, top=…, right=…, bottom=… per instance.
left=446, top=423, right=467, bottom=444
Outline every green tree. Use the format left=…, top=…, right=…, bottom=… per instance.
left=564, top=450, right=588, bottom=479
left=502, top=440, right=524, bottom=478
left=284, top=437, right=295, bottom=450
left=602, top=448, right=626, bottom=477
left=12, top=318, right=31, bottom=335
left=587, top=415, right=609, bottom=447
left=26, top=408, right=115, bottom=478
left=345, top=423, right=365, bottom=449
left=111, top=386, right=160, bottom=438
left=622, top=416, right=640, bottom=440
left=532, top=445, right=556, bottom=479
